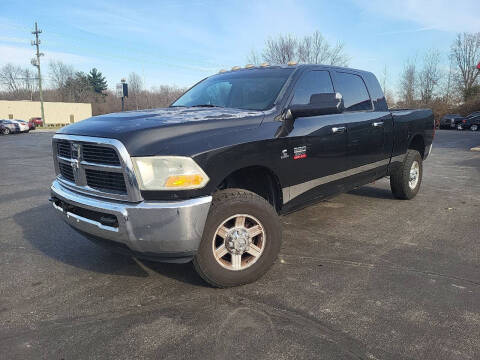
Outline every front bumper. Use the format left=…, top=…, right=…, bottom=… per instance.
left=50, top=179, right=211, bottom=262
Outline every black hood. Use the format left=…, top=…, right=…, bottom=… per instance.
left=58, top=107, right=265, bottom=156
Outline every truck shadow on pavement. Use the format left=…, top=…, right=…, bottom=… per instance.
left=347, top=185, right=394, bottom=200
left=14, top=203, right=205, bottom=286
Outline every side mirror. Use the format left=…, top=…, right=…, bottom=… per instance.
left=288, top=92, right=344, bottom=119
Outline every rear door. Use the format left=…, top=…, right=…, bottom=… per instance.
left=332, top=71, right=392, bottom=181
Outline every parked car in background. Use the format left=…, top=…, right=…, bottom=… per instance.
left=466, top=111, right=480, bottom=119
left=16, top=119, right=36, bottom=131
left=30, top=117, right=43, bottom=127
left=439, top=114, right=464, bottom=129
left=12, top=120, right=30, bottom=133
left=0, top=119, right=20, bottom=135
left=458, top=115, right=480, bottom=131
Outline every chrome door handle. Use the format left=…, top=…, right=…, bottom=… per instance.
left=372, top=121, right=384, bottom=127
left=331, top=126, right=346, bottom=134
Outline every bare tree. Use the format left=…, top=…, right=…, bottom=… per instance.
left=0, top=63, right=37, bottom=100
left=49, top=60, right=75, bottom=101
left=418, top=49, right=442, bottom=104
left=451, top=32, right=480, bottom=100
left=399, top=60, right=417, bottom=107
left=297, top=31, right=348, bottom=65
left=262, top=34, right=297, bottom=64
left=256, top=31, right=349, bottom=66
left=21, top=68, right=36, bottom=101
left=380, top=65, right=395, bottom=106
left=246, top=49, right=261, bottom=65
left=128, top=72, right=144, bottom=110
left=0, top=64, right=23, bottom=94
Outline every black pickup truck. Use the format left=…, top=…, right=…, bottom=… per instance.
left=50, top=64, right=434, bottom=287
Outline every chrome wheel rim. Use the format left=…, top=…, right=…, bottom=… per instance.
left=471, top=125, right=478, bottom=131
left=212, top=214, right=266, bottom=271
left=409, top=161, right=420, bottom=189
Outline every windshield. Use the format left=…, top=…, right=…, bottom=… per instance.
left=172, top=68, right=294, bottom=111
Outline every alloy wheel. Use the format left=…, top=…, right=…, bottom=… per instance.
left=212, top=214, right=266, bottom=271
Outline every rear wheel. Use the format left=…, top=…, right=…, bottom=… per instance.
left=390, top=149, right=423, bottom=200
left=470, top=124, right=478, bottom=131
left=2, top=128, right=10, bottom=135
left=193, top=189, right=281, bottom=287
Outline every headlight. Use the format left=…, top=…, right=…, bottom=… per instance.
left=131, top=156, right=209, bottom=190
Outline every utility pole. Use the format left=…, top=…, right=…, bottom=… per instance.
left=31, top=22, right=45, bottom=124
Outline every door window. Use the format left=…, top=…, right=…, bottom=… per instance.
left=334, top=72, right=372, bottom=111
left=291, top=70, right=334, bottom=105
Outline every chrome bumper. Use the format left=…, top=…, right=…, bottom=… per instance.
left=50, top=179, right=211, bottom=258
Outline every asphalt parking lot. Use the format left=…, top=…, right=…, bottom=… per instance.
left=0, top=130, right=479, bottom=359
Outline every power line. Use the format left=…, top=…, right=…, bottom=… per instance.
left=31, top=22, right=45, bottom=122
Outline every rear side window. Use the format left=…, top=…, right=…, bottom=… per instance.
left=291, top=70, right=334, bottom=105
left=334, top=72, right=372, bottom=111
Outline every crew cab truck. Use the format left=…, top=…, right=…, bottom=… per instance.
left=50, top=64, right=434, bottom=287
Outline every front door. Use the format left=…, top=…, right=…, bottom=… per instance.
left=280, top=69, right=348, bottom=206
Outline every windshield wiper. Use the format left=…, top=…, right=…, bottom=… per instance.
left=191, top=104, right=223, bottom=108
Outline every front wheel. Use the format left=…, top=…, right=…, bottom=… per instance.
left=390, top=149, right=423, bottom=200
left=470, top=124, right=478, bottom=131
left=193, top=189, right=282, bottom=287
left=2, top=128, right=10, bottom=135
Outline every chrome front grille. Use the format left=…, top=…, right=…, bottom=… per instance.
left=58, top=161, right=75, bottom=182
left=57, top=140, right=72, bottom=158
left=85, top=169, right=127, bottom=193
left=82, top=144, right=121, bottom=165
left=52, top=134, right=143, bottom=202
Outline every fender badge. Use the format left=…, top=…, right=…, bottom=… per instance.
left=280, top=149, right=289, bottom=159
left=293, top=146, right=307, bottom=160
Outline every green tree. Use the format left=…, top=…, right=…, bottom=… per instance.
left=87, top=68, right=107, bottom=93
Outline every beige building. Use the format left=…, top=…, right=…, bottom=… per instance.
left=0, top=100, right=92, bottom=125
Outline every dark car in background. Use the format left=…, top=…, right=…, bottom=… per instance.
left=439, top=114, right=464, bottom=129
left=458, top=115, right=480, bottom=131
left=0, top=119, right=20, bottom=135
left=466, top=111, right=480, bottom=119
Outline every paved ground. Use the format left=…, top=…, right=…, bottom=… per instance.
left=0, top=130, right=479, bottom=360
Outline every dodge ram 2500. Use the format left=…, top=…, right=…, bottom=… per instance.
left=50, top=64, right=434, bottom=287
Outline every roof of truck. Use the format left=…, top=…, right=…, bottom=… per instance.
left=216, top=63, right=369, bottom=75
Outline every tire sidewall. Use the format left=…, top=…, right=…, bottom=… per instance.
left=403, top=151, right=423, bottom=199
left=194, top=190, right=281, bottom=287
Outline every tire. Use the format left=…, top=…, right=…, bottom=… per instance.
left=390, top=149, right=423, bottom=200
left=193, top=188, right=282, bottom=287
left=3, top=128, right=10, bottom=135
left=470, top=124, right=478, bottom=131
left=457, top=124, right=463, bottom=130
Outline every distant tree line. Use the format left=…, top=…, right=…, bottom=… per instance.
left=388, top=33, right=480, bottom=110
left=0, top=61, right=185, bottom=115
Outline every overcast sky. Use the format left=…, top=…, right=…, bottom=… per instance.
left=1, top=0, right=478, bottom=92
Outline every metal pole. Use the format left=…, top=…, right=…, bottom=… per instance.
left=32, top=22, right=45, bottom=124
left=121, top=96, right=124, bottom=111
